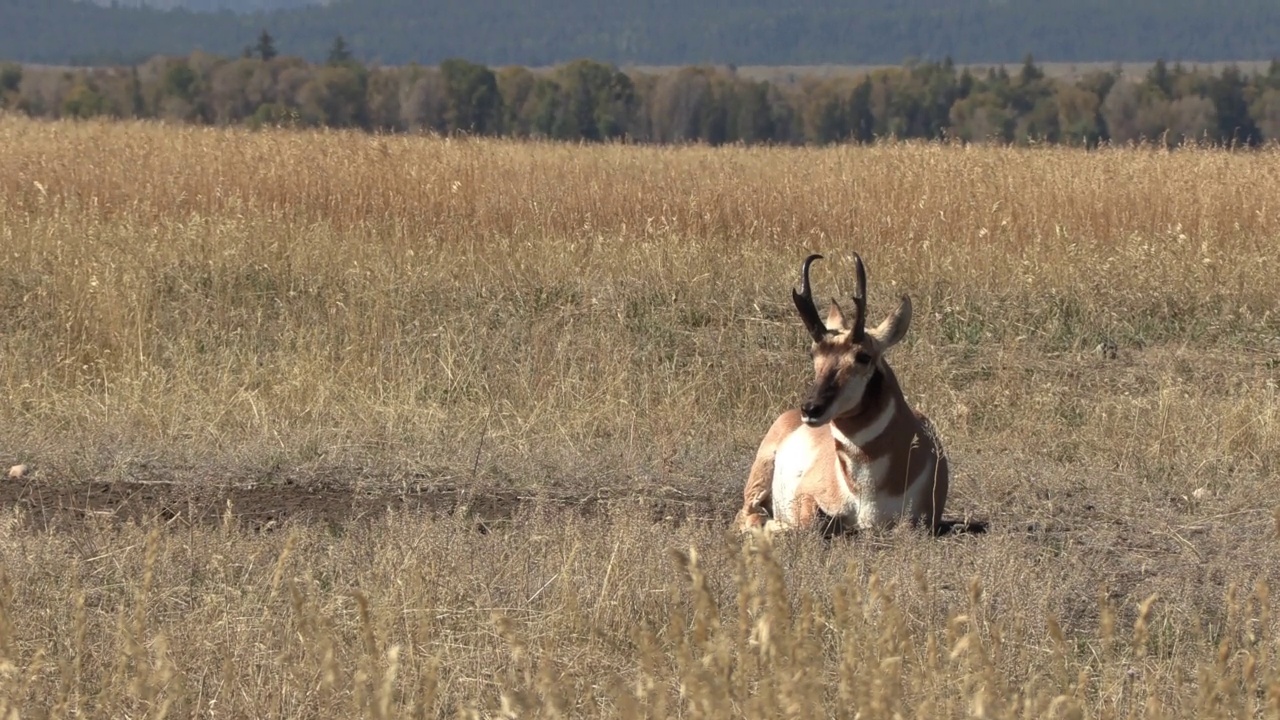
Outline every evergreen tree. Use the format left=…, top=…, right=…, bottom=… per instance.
left=0, top=62, right=21, bottom=110
left=0, top=63, right=21, bottom=94
left=730, top=80, right=776, bottom=143
left=256, top=29, right=277, bottom=62
left=439, top=58, right=503, bottom=134
left=327, top=35, right=352, bottom=65
left=1146, top=59, right=1172, bottom=99
left=129, top=64, right=146, bottom=117
left=1018, top=53, right=1043, bottom=84
left=1208, top=65, right=1260, bottom=145
left=848, top=77, right=875, bottom=143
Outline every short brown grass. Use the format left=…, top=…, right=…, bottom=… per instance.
left=0, top=116, right=1279, bottom=717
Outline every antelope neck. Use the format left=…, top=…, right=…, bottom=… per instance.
left=829, top=365, right=903, bottom=452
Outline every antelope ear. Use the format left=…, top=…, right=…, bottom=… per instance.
left=825, top=298, right=846, bottom=331
left=870, top=295, right=912, bottom=350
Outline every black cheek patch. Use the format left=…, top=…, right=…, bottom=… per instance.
left=857, top=367, right=885, bottom=408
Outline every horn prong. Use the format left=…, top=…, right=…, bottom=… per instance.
left=851, top=252, right=868, bottom=340
left=792, top=254, right=827, bottom=343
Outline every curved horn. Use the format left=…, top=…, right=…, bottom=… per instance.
left=851, top=252, right=868, bottom=341
left=791, top=254, right=828, bottom=342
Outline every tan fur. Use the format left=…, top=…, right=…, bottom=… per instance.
left=826, top=362, right=948, bottom=532
left=736, top=409, right=798, bottom=530
left=736, top=254, right=949, bottom=536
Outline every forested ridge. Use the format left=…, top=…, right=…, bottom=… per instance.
left=4, top=0, right=1280, bottom=67
left=78, top=0, right=323, bottom=10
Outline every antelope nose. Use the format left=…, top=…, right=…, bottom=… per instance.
left=800, top=401, right=823, bottom=422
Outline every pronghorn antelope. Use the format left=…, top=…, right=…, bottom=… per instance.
left=735, top=252, right=948, bottom=536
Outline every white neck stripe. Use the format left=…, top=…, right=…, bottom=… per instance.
left=831, top=399, right=895, bottom=450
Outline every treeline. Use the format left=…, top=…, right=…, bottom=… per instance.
left=5, top=44, right=1280, bottom=146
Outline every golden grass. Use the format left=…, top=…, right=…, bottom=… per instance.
left=0, top=116, right=1278, bottom=717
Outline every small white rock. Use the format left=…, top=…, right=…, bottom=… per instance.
left=8, top=464, right=28, bottom=480
left=1191, top=486, right=1209, bottom=500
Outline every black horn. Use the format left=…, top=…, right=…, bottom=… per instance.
left=792, top=254, right=828, bottom=343
left=851, top=252, right=868, bottom=341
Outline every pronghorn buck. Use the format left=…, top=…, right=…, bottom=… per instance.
left=736, top=252, right=949, bottom=536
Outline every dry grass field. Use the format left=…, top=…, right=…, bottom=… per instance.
left=0, top=116, right=1278, bottom=718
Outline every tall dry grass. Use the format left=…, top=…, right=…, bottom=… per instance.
left=1, top=508, right=1278, bottom=718
left=1, top=118, right=1275, bottom=490
left=0, top=116, right=1278, bottom=717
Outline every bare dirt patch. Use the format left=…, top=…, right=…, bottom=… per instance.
left=0, top=473, right=735, bottom=533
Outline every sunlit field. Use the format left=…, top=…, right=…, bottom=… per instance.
left=0, top=116, right=1278, bottom=717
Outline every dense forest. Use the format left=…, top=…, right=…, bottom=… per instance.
left=3, top=43, right=1278, bottom=148
left=5, top=0, right=1280, bottom=67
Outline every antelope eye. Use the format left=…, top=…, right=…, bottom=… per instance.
left=854, top=352, right=873, bottom=365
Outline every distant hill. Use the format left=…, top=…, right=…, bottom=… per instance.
left=6, top=0, right=1280, bottom=67
left=75, top=0, right=324, bottom=10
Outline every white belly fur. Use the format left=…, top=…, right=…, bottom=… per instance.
left=856, top=458, right=938, bottom=529
left=770, top=428, right=864, bottom=526
left=769, top=430, right=821, bottom=525
left=771, top=426, right=941, bottom=530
